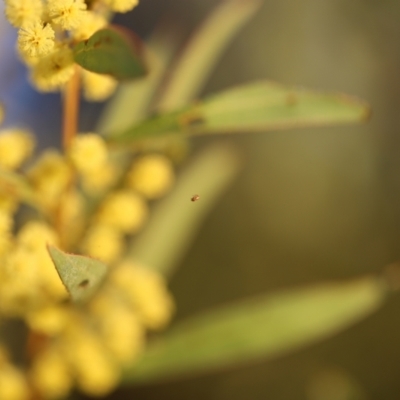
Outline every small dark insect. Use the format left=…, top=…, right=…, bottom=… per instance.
left=78, top=279, right=89, bottom=288
left=191, top=194, right=200, bottom=202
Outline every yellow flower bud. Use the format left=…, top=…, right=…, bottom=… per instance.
left=0, top=246, right=41, bottom=316
left=17, top=221, right=58, bottom=250
left=126, top=154, right=174, bottom=199
left=17, top=22, right=55, bottom=58
left=27, top=150, right=72, bottom=209
left=30, top=347, right=73, bottom=400
left=68, top=134, right=108, bottom=174
left=0, top=128, right=34, bottom=170
left=81, top=224, right=124, bottom=264
left=0, top=363, right=29, bottom=400
left=112, top=261, right=175, bottom=329
left=30, top=45, right=75, bottom=92
left=71, top=11, right=107, bottom=41
left=4, top=0, right=43, bottom=28
left=81, top=161, right=119, bottom=194
left=47, top=0, right=87, bottom=30
left=27, top=306, right=70, bottom=335
left=101, top=306, right=144, bottom=363
left=64, top=325, right=119, bottom=396
left=82, top=70, right=118, bottom=102
left=96, top=190, right=148, bottom=234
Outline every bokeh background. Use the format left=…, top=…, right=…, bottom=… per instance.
left=2, top=0, right=400, bottom=399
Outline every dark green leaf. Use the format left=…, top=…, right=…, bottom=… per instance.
left=47, top=245, right=108, bottom=303
left=73, top=26, right=147, bottom=80
left=124, top=276, right=385, bottom=383
left=108, top=81, right=370, bottom=142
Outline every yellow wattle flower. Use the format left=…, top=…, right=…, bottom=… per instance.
left=47, top=0, right=87, bottom=30
left=4, top=0, right=43, bottom=28
left=17, top=22, right=55, bottom=58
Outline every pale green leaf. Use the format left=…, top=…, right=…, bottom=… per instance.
left=108, top=81, right=371, bottom=143
left=0, top=168, right=41, bottom=210
left=157, top=0, right=262, bottom=112
left=125, top=276, right=385, bottom=383
left=127, top=143, right=241, bottom=278
left=47, top=246, right=108, bottom=303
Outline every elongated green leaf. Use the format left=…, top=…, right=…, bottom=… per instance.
left=127, top=143, right=240, bottom=278
left=124, top=276, right=385, bottom=383
left=0, top=168, right=41, bottom=210
left=0, top=103, right=4, bottom=125
left=73, top=27, right=147, bottom=80
left=47, top=246, right=108, bottom=303
left=157, top=0, right=262, bottom=112
left=108, top=81, right=371, bottom=143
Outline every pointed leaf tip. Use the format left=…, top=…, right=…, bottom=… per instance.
left=47, top=245, right=108, bottom=303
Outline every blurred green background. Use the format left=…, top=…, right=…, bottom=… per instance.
left=99, top=1, right=400, bottom=399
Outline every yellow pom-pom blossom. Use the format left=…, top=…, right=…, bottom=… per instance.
left=126, top=154, right=175, bottom=199
left=30, top=45, right=75, bottom=92
left=63, top=323, right=119, bottom=396
left=17, top=21, right=55, bottom=58
left=0, top=355, right=29, bottom=400
left=96, top=190, right=148, bottom=234
left=81, top=161, right=119, bottom=194
left=17, top=221, right=67, bottom=301
left=82, top=70, right=118, bottom=102
left=68, top=134, right=108, bottom=175
left=89, top=292, right=145, bottom=363
left=4, top=0, right=43, bottom=28
left=47, top=0, right=87, bottom=30
left=0, top=128, right=34, bottom=170
left=102, top=0, right=139, bottom=13
left=71, top=11, right=107, bottom=41
left=30, top=346, right=73, bottom=400
left=26, top=305, right=70, bottom=335
left=111, top=261, right=175, bottom=329
left=27, top=150, right=72, bottom=209
left=0, top=246, right=42, bottom=316
left=81, top=224, right=124, bottom=264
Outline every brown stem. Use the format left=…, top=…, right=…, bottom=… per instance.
left=58, top=66, right=80, bottom=247
left=62, top=65, right=81, bottom=150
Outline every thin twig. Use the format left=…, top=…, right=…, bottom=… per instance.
left=62, top=65, right=81, bottom=150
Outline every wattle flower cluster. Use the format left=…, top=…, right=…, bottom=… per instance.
left=4, top=0, right=139, bottom=99
left=0, top=126, right=176, bottom=399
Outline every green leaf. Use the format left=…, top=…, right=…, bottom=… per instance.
left=0, top=103, right=4, bottom=125
left=73, top=26, right=147, bottom=80
left=47, top=246, right=108, bottom=303
left=97, top=24, right=181, bottom=134
left=0, top=168, right=42, bottom=210
left=127, top=143, right=241, bottom=279
left=157, top=0, right=262, bottom=112
left=108, top=81, right=371, bottom=143
left=124, top=276, right=385, bottom=383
